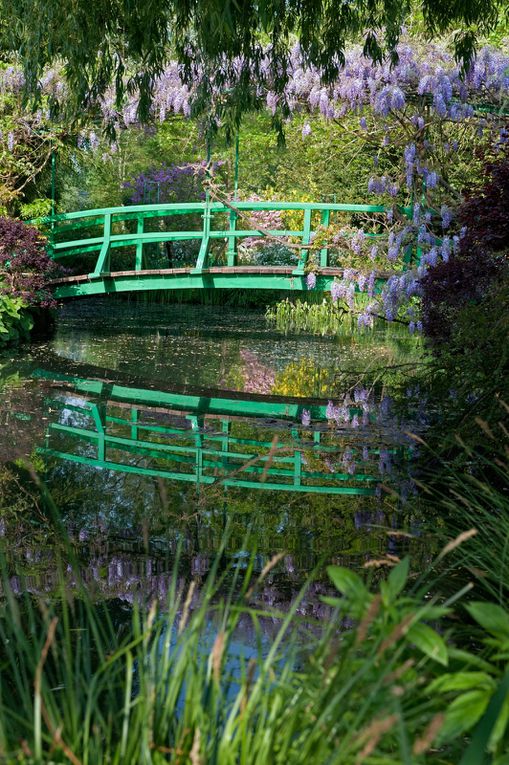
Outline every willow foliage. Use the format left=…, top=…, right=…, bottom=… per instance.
left=0, top=0, right=505, bottom=129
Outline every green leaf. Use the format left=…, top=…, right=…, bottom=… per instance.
left=441, top=690, right=491, bottom=740
left=407, top=622, right=448, bottom=666
left=386, top=557, right=409, bottom=600
left=420, top=605, right=452, bottom=620
left=460, top=671, right=509, bottom=765
left=447, top=648, right=494, bottom=672
left=488, top=690, right=509, bottom=753
left=319, top=596, right=343, bottom=608
left=326, top=566, right=369, bottom=603
left=428, top=672, right=495, bottom=694
left=466, top=602, right=509, bottom=640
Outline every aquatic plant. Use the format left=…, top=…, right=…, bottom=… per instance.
left=266, top=297, right=354, bottom=335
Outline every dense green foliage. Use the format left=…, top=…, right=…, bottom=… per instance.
left=0, top=293, right=32, bottom=345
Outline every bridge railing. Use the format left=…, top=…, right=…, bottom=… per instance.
left=37, top=200, right=415, bottom=278
left=40, top=397, right=385, bottom=495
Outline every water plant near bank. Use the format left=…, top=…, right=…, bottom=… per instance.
left=265, top=294, right=384, bottom=335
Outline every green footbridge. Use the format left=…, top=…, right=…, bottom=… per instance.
left=33, top=367, right=405, bottom=496
left=41, top=200, right=416, bottom=299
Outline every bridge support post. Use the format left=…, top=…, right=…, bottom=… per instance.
left=135, top=216, right=144, bottom=271
left=226, top=210, right=237, bottom=266
left=292, top=208, right=311, bottom=276
left=319, top=208, right=330, bottom=267
left=89, top=212, right=111, bottom=278
left=191, top=201, right=211, bottom=274
left=221, top=418, right=230, bottom=470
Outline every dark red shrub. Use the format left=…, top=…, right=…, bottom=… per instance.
left=458, top=149, right=509, bottom=255
left=0, top=218, right=60, bottom=307
left=421, top=150, right=509, bottom=341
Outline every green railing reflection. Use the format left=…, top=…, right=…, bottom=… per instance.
left=34, top=370, right=407, bottom=496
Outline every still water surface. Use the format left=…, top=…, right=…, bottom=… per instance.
left=0, top=299, right=427, bottom=611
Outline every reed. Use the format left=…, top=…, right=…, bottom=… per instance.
left=266, top=296, right=378, bottom=336
left=1, top=517, right=508, bottom=763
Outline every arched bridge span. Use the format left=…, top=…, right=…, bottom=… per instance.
left=39, top=200, right=417, bottom=299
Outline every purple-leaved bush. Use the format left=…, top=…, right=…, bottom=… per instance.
left=0, top=218, right=59, bottom=307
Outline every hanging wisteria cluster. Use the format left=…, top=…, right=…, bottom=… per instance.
left=0, top=64, right=69, bottom=207
left=123, top=161, right=224, bottom=204
left=261, top=42, right=508, bottom=329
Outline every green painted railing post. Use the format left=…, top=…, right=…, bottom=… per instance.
left=221, top=418, right=230, bottom=469
left=192, top=201, right=211, bottom=273
left=187, top=414, right=204, bottom=483
left=90, top=213, right=112, bottom=277
left=130, top=408, right=138, bottom=439
left=90, top=403, right=106, bottom=461
left=292, top=208, right=312, bottom=275
left=135, top=217, right=144, bottom=271
left=226, top=211, right=237, bottom=266
left=319, top=208, right=330, bottom=267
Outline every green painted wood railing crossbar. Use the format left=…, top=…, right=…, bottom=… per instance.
left=33, top=368, right=364, bottom=420
left=37, top=200, right=417, bottom=298
left=40, top=398, right=385, bottom=495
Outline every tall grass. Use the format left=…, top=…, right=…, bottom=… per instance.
left=2, top=442, right=509, bottom=763
left=1, top=517, right=508, bottom=763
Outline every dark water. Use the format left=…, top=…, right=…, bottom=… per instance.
left=0, top=299, right=429, bottom=610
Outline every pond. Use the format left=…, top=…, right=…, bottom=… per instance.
left=0, top=297, right=429, bottom=613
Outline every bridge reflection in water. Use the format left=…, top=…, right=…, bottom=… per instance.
left=34, top=369, right=407, bottom=496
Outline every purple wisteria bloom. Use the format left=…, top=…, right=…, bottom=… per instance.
left=330, top=280, right=342, bottom=303
left=301, top=409, right=311, bottom=426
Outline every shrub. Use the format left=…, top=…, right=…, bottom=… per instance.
left=421, top=150, right=509, bottom=342
left=0, top=217, right=59, bottom=308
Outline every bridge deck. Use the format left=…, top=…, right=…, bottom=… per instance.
left=47, top=265, right=369, bottom=298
